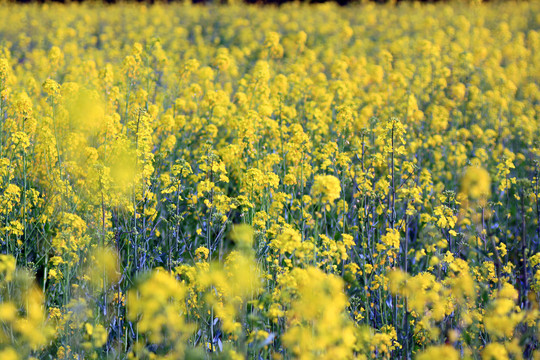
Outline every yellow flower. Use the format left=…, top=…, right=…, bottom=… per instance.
left=460, top=165, right=491, bottom=201
left=0, top=347, right=19, bottom=360
left=0, top=255, right=16, bottom=281
left=312, top=174, right=341, bottom=204
left=229, top=224, right=254, bottom=250
left=417, top=345, right=459, bottom=360
left=194, top=246, right=210, bottom=261
left=282, top=267, right=356, bottom=359
left=482, top=343, right=509, bottom=360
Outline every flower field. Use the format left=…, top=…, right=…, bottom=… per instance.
left=0, top=1, right=539, bottom=359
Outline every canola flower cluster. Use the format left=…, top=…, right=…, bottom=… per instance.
left=0, top=1, right=539, bottom=359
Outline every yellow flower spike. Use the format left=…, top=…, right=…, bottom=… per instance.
left=460, top=165, right=491, bottom=202
left=312, top=174, right=341, bottom=205
left=0, top=348, right=19, bottom=360
left=127, top=270, right=193, bottom=357
left=42, top=78, right=61, bottom=98
left=281, top=267, right=356, bottom=359
left=229, top=224, right=254, bottom=250
left=417, top=345, right=459, bottom=360
left=482, top=343, right=509, bottom=360
left=0, top=254, right=16, bottom=281
left=85, top=246, right=120, bottom=291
